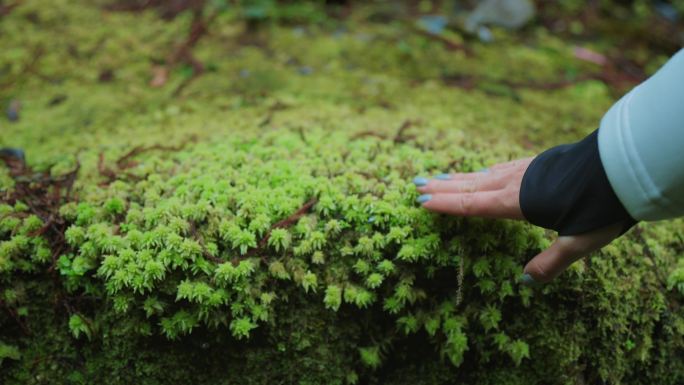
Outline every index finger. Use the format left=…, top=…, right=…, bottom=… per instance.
left=419, top=190, right=524, bottom=220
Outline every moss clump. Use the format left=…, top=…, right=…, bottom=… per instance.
left=1, top=1, right=684, bottom=384
left=2, top=128, right=683, bottom=384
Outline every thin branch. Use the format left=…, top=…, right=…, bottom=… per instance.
left=350, top=131, right=387, bottom=141
left=296, top=126, right=310, bottom=146
left=0, top=299, right=31, bottom=335
left=443, top=70, right=643, bottom=94
left=62, top=159, right=81, bottom=201
left=0, top=45, right=44, bottom=90
left=116, top=143, right=186, bottom=169
left=270, top=198, right=318, bottom=231
left=350, top=120, right=418, bottom=143
left=393, top=119, right=416, bottom=144
left=189, top=221, right=223, bottom=264
left=28, top=216, right=53, bottom=237
left=98, top=152, right=117, bottom=184
left=98, top=139, right=192, bottom=186
left=243, top=198, right=318, bottom=260
left=0, top=1, right=21, bottom=17
left=168, top=9, right=219, bottom=96
left=47, top=244, right=64, bottom=273
left=413, top=26, right=472, bottom=56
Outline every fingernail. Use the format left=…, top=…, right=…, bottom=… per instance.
left=478, top=167, right=490, bottom=173
left=413, top=177, right=429, bottom=186
left=435, top=173, right=451, bottom=180
left=417, top=194, right=432, bottom=204
left=520, top=273, right=536, bottom=286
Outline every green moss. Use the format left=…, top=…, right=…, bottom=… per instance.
left=1, top=1, right=683, bottom=384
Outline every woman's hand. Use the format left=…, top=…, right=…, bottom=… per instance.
left=413, top=158, right=624, bottom=284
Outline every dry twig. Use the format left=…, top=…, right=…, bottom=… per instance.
left=98, top=139, right=193, bottom=186
left=242, top=198, right=318, bottom=262
left=413, top=26, right=472, bottom=56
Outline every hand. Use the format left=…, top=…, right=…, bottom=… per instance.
left=413, top=158, right=624, bottom=284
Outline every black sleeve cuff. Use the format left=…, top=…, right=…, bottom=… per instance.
left=519, top=128, right=637, bottom=236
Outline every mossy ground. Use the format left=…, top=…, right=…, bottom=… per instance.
left=1, top=1, right=683, bottom=384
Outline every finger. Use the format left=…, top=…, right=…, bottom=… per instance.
left=417, top=157, right=533, bottom=186
left=419, top=189, right=524, bottom=219
left=521, top=222, right=624, bottom=284
left=417, top=171, right=507, bottom=194
left=428, top=171, right=487, bottom=181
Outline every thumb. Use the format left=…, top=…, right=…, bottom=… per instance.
left=521, top=222, right=625, bottom=284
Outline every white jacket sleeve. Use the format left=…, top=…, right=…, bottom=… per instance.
left=598, top=48, right=684, bottom=221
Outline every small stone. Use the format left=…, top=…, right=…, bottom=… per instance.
left=466, top=0, right=535, bottom=33
left=418, top=15, right=448, bottom=35
left=654, top=1, right=679, bottom=22
left=6, top=100, right=20, bottom=122
left=298, top=66, right=313, bottom=75
left=0, top=148, right=25, bottom=161
left=477, top=26, right=493, bottom=43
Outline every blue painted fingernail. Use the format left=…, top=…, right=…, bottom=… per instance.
left=413, top=177, right=429, bottom=186
left=478, top=167, right=490, bottom=173
left=435, top=173, right=451, bottom=180
left=417, top=194, right=432, bottom=204
left=520, top=273, right=535, bottom=285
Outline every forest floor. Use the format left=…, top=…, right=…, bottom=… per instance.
left=1, top=0, right=680, bottom=173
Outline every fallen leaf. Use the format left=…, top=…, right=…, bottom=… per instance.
left=573, top=47, right=608, bottom=66
left=150, top=65, right=169, bottom=87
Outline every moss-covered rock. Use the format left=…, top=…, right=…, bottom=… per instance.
left=1, top=1, right=683, bottom=384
